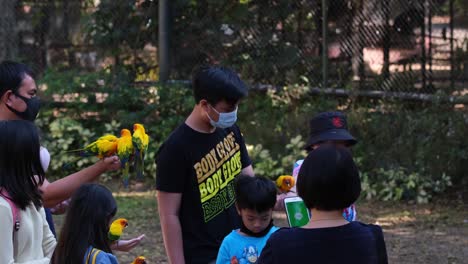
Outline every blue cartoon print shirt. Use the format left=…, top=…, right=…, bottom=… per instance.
left=216, top=226, right=279, bottom=264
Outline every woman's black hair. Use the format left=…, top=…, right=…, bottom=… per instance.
left=297, top=145, right=361, bottom=211
left=235, top=174, right=277, bottom=213
left=192, top=65, right=248, bottom=105
left=0, top=61, right=34, bottom=98
left=0, top=120, right=44, bottom=210
left=51, top=183, right=117, bottom=264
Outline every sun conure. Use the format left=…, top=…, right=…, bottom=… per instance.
left=68, top=134, right=118, bottom=159
left=108, top=218, right=128, bottom=242
left=276, top=175, right=295, bottom=193
left=131, top=256, right=147, bottom=264
left=132, top=123, right=149, bottom=180
left=117, top=129, right=134, bottom=187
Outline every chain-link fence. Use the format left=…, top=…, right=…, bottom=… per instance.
left=1, top=0, right=467, bottom=98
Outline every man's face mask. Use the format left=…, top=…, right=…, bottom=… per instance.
left=208, top=105, right=238, bottom=129
left=6, top=92, right=41, bottom=121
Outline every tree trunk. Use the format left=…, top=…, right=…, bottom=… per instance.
left=0, top=0, right=18, bottom=61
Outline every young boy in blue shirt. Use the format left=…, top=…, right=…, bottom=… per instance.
left=216, top=175, right=279, bottom=264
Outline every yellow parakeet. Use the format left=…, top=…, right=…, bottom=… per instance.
left=117, top=129, right=134, bottom=187
left=131, top=256, right=147, bottom=264
left=132, top=123, right=149, bottom=179
left=67, top=134, right=118, bottom=159
left=108, top=218, right=128, bottom=241
left=276, top=175, right=295, bottom=193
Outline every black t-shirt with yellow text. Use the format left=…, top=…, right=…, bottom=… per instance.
left=156, top=123, right=252, bottom=264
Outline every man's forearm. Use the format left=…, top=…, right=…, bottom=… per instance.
left=160, top=214, right=185, bottom=264
left=41, top=161, right=107, bottom=207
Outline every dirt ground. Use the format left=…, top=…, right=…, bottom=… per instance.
left=53, top=188, right=467, bottom=264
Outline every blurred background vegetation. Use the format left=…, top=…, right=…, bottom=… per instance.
left=1, top=0, right=467, bottom=203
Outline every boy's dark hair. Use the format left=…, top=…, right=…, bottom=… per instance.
left=192, top=65, right=248, bottom=105
left=235, top=174, right=277, bottom=213
left=52, top=183, right=117, bottom=264
left=297, top=145, right=361, bottom=211
left=0, top=61, right=34, bottom=98
left=0, top=120, right=44, bottom=210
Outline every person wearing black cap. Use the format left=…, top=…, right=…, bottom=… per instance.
left=284, top=111, right=358, bottom=221
left=303, top=111, right=357, bottom=151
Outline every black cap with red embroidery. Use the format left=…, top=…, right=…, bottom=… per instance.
left=305, top=111, right=357, bottom=150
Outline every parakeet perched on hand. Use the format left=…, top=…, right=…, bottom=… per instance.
left=117, top=129, right=134, bottom=187
left=68, top=134, right=118, bottom=159
left=276, top=175, right=295, bottom=193
left=132, top=123, right=149, bottom=179
left=131, top=256, right=147, bottom=264
left=108, top=218, right=128, bottom=242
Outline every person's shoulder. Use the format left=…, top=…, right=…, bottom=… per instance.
left=95, top=250, right=119, bottom=264
left=163, top=123, right=191, bottom=143
left=268, top=227, right=294, bottom=240
left=157, top=123, right=190, bottom=153
left=222, top=229, right=242, bottom=243
left=349, top=221, right=382, bottom=231
left=345, top=221, right=384, bottom=238
left=269, top=226, right=281, bottom=234
left=226, top=124, right=242, bottom=134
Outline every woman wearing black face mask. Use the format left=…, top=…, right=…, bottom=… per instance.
left=0, top=61, right=145, bottom=252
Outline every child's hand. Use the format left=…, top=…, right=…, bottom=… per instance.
left=274, top=192, right=297, bottom=211
left=49, top=198, right=71, bottom=215
left=111, top=234, right=146, bottom=252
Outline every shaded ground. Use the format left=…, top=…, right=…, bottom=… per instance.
left=54, top=188, right=467, bottom=264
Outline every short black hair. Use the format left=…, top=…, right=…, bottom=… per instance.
left=0, top=120, right=44, bottom=210
left=0, top=61, right=34, bottom=98
left=192, top=65, right=248, bottom=105
left=235, top=174, right=277, bottom=213
left=297, top=145, right=361, bottom=211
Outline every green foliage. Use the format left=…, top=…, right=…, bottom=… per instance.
left=361, top=167, right=452, bottom=203
left=38, top=69, right=467, bottom=200
left=37, top=69, right=193, bottom=184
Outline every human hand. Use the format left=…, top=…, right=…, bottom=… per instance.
left=49, top=198, right=71, bottom=215
left=111, top=234, right=146, bottom=252
left=274, top=192, right=297, bottom=211
left=101, top=155, right=121, bottom=172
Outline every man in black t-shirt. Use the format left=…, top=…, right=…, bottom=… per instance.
left=156, top=66, right=254, bottom=264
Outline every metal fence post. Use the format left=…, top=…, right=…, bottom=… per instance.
left=449, top=0, right=454, bottom=90
left=421, top=1, right=426, bottom=91
left=159, top=0, right=171, bottom=82
left=322, top=0, right=328, bottom=89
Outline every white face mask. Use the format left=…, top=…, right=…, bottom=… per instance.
left=208, top=105, right=238, bottom=129
left=40, top=146, right=50, bottom=172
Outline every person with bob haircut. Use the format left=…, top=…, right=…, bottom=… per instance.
left=0, top=60, right=144, bottom=250
left=216, top=175, right=279, bottom=264
left=276, top=111, right=358, bottom=222
left=51, top=183, right=120, bottom=264
left=156, top=65, right=254, bottom=264
left=259, top=145, right=388, bottom=264
left=0, top=120, right=56, bottom=263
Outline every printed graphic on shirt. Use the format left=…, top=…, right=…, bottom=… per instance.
left=242, top=245, right=259, bottom=264
left=194, top=132, right=243, bottom=222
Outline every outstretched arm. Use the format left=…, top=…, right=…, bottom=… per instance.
left=40, top=156, right=120, bottom=207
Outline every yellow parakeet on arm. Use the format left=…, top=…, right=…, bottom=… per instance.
left=131, top=256, right=147, bottom=264
left=108, top=218, right=128, bottom=241
left=117, top=129, right=134, bottom=187
left=63, top=134, right=118, bottom=170
left=68, top=134, right=118, bottom=159
left=132, top=123, right=149, bottom=180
